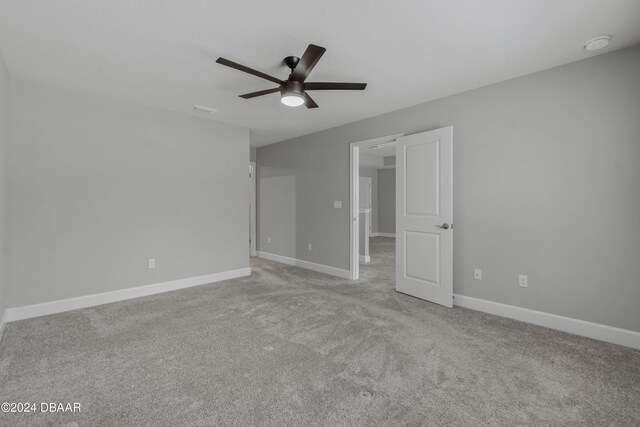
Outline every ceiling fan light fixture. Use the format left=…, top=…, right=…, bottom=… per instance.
left=281, top=81, right=305, bottom=107
left=281, top=94, right=304, bottom=107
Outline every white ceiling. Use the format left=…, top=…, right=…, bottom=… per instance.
left=1, top=1, right=639, bottom=146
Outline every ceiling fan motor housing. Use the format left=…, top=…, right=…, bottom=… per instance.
left=281, top=80, right=304, bottom=97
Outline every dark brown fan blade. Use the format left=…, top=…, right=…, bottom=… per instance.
left=305, top=82, right=367, bottom=91
left=291, top=44, right=326, bottom=82
left=239, top=87, right=281, bottom=99
left=304, top=92, right=319, bottom=109
left=216, top=57, right=283, bottom=85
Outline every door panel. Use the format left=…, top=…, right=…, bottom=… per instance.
left=405, top=231, right=440, bottom=283
left=396, top=127, right=453, bottom=307
left=405, top=142, right=439, bottom=216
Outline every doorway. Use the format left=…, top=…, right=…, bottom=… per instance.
left=350, top=134, right=402, bottom=280
left=349, top=127, right=454, bottom=308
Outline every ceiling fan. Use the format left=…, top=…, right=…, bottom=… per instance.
left=216, top=44, right=367, bottom=109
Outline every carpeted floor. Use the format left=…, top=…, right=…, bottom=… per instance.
left=1, top=237, right=639, bottom=426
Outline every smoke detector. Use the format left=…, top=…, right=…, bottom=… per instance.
left=584, top=35, right=611, bottom=51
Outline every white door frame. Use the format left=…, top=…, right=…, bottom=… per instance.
left=249, top=162, right=257, bottom=257
left=350, top=134, right=403, bottom=280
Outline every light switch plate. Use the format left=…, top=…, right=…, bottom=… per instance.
left=519, top=274, right=528, bottom=287
left=334, top=201, right=342, bottom=209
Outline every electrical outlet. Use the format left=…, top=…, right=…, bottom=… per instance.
left=267, top=237, right=271, bottom=244
left=474, top=268, right=482, bottom=280
left=519, top=274, right=528, bottom=288
left=308, top=243, right=312, bottom=251
left=148, top=259, right=156, bottom=269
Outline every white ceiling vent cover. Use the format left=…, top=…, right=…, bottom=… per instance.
left=191, top=105, right=218, bottom=113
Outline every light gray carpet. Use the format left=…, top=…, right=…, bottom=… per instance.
left=1, top=237, right=639, bottom=426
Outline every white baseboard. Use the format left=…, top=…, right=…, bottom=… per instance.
left=359, top=255, right=371, bottom=263
left=5, top=267, right=251, bottom=323
left=454, top=294, right=640, bottom=350
left=371, top=232, right=396, bottom=238
left=258, top=251, right=350, bottom=279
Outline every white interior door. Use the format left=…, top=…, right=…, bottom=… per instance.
left=396, top=127, right=453, bottom=307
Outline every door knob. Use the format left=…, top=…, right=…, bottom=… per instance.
left=436, top=223, right=450, bottom=229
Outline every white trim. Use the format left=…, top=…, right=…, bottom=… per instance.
left=249, top=162, right=257, bottom=257
left=350, top=141, right=359, bottom=280
left=371, top=232, right=396, bottom=238
left=350, top=133, right=403, bottom=281
left=258, top=251, right=350, bottom=279
left=359, top=255, right=371, bottom=263
left=454, top=294, right=640, bottom=350
left=5, top=268, right=251, bottom=323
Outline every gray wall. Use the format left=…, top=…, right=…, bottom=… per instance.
left=359, top=166, right=378, bottom=233
left=0, top=53, right=8, bottom=318
left=7, top=78, right=250, bottom=307
left=377, top=168, right=395, bottom=234
left=358, top=211, right=367, bottom=257
left=258, top=171, right=297, bottom=258
left=250, top=146, right=257, bottom=162
left=257, top=45, right=640, bottom=332
left=257, top=136, right=347, bottom=268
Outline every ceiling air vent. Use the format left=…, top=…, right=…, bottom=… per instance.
left=191, top=105, right=218, bottom=114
